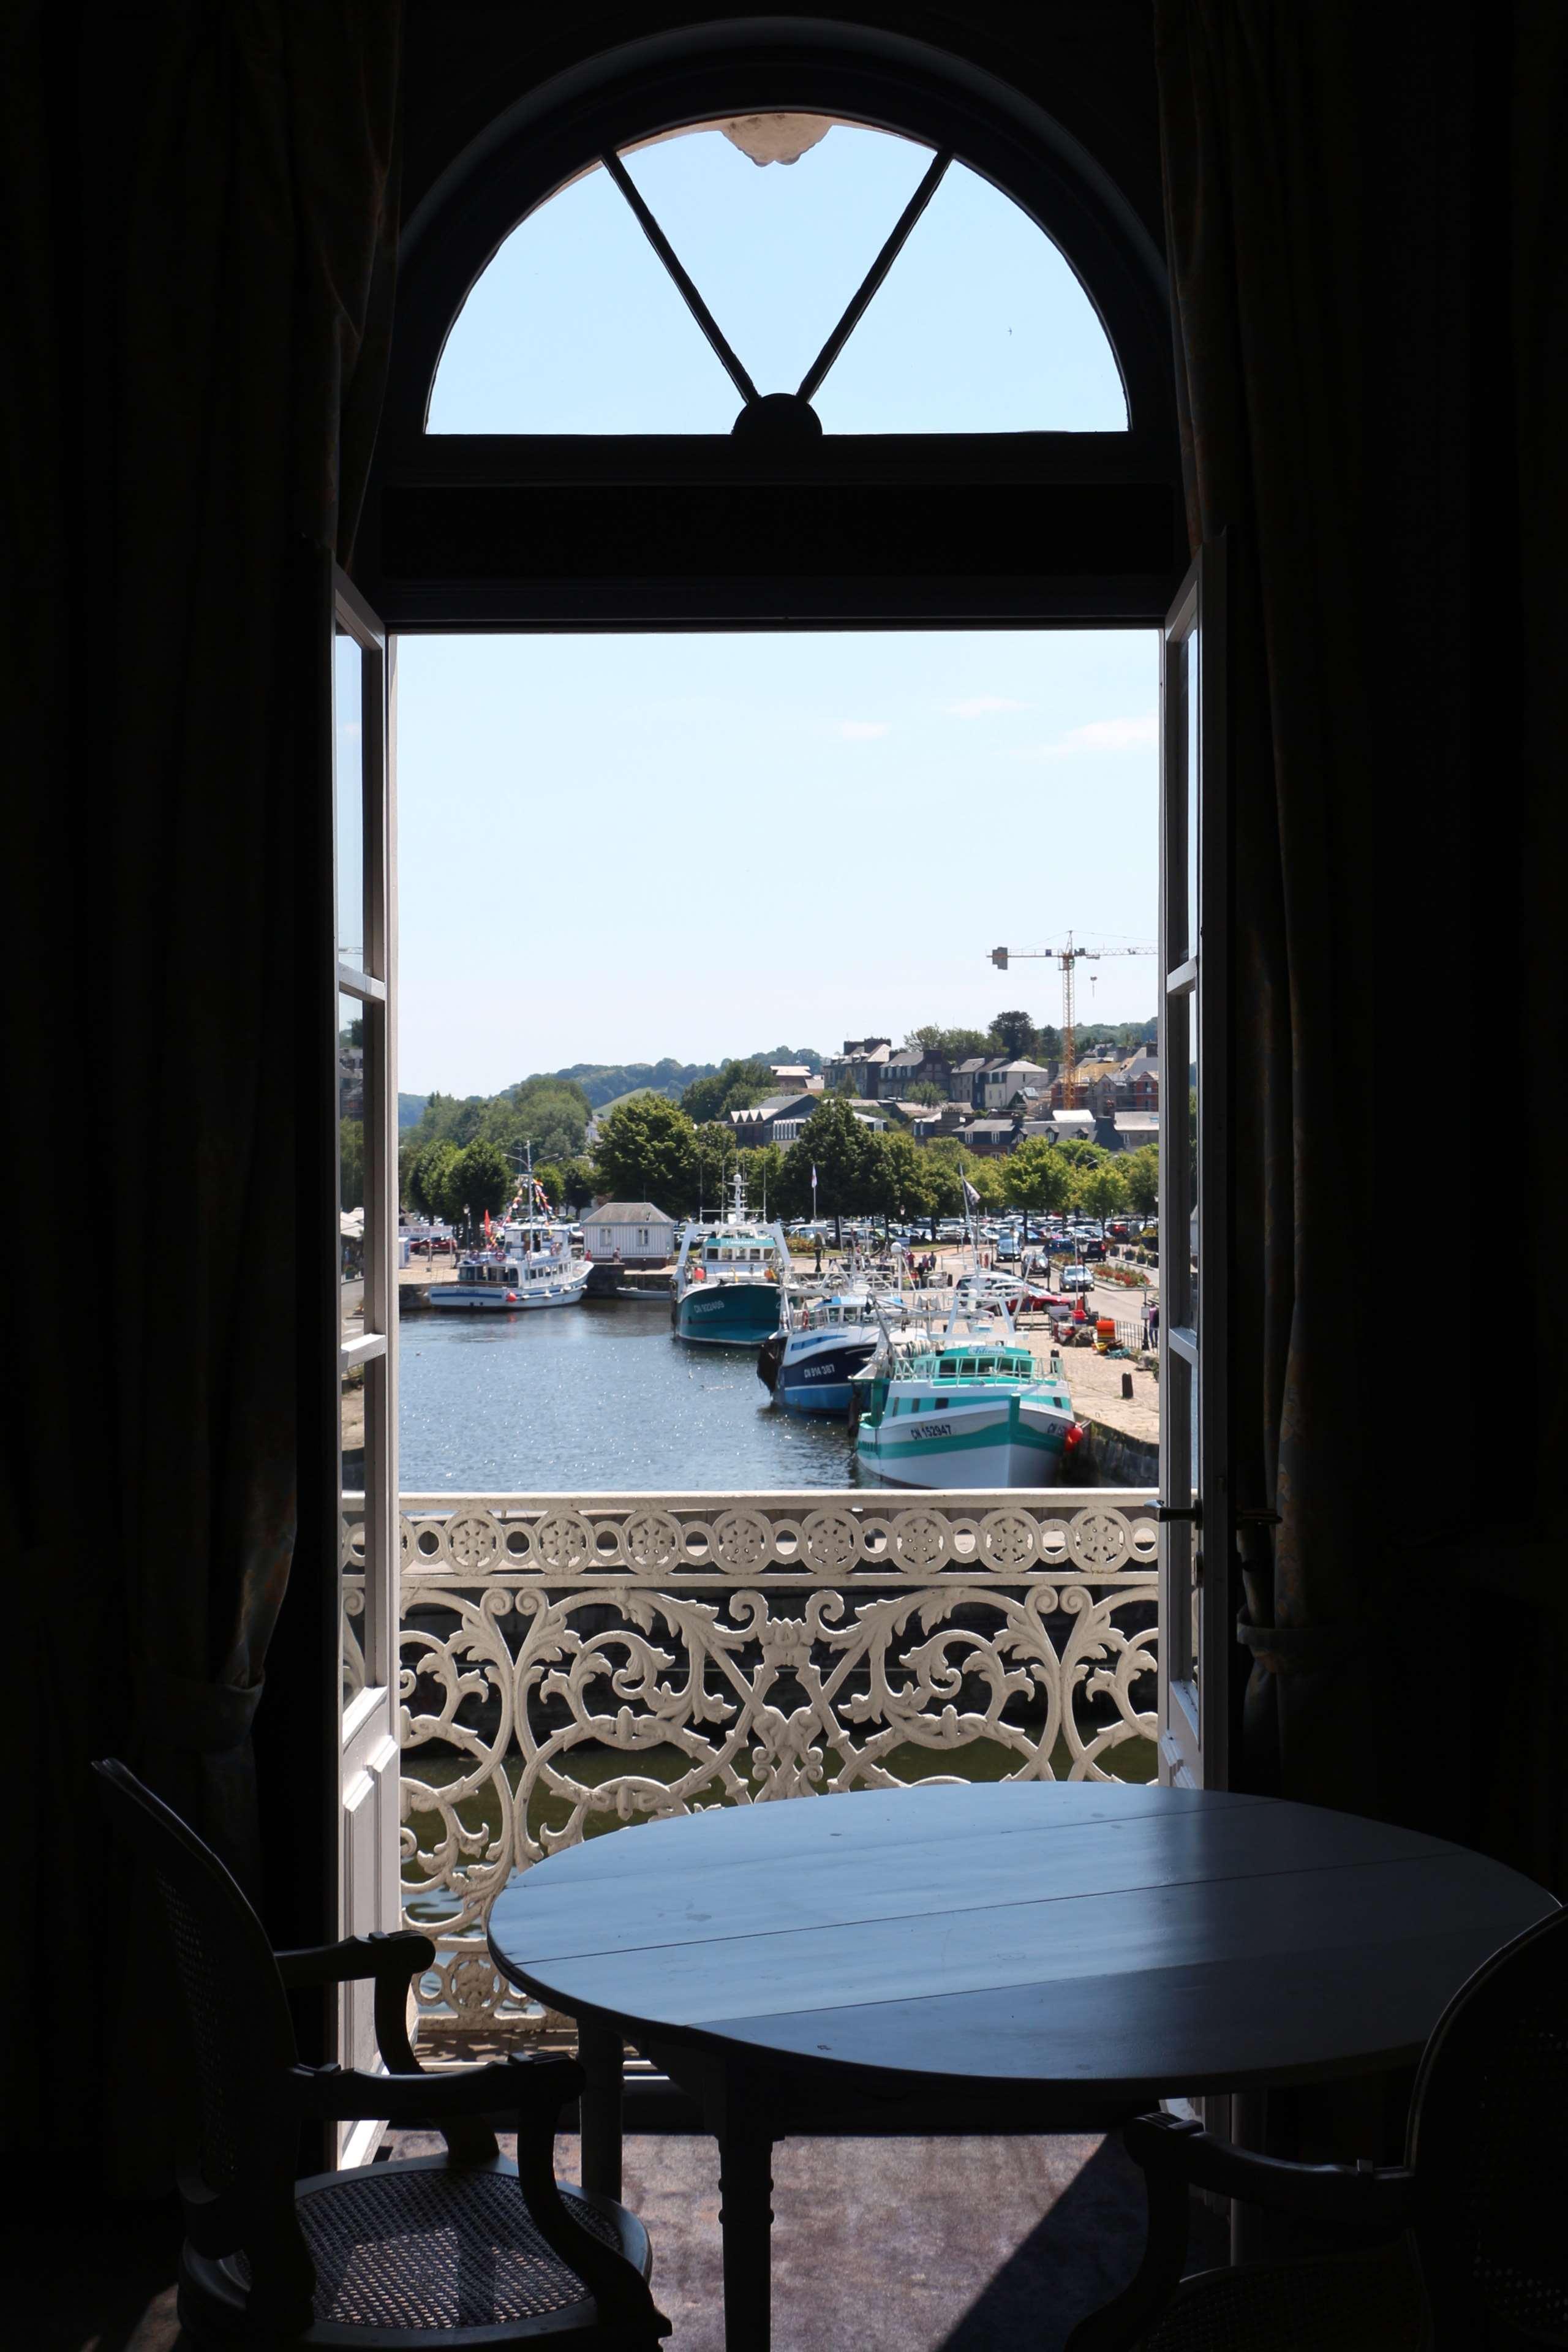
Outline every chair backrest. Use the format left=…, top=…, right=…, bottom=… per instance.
left=94, top=1758, right=298, bottom=2209
left=1408, top=1901, right=1568, bottom=2348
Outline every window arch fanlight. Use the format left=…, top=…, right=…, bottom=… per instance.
left=427, top=115, right=1130, bottom=442
left=366, top=27, right=1183, bottom=628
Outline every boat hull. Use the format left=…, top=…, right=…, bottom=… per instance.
left=856, top=1395, right=1072, bottom=1488
left=775, top=1334, right=878, bottom=1417
left=429, top=1272, right=589, bottom=1311
left=673, top=1280, right=782, bottom=1347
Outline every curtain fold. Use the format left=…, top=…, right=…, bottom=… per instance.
left=2, top=0, right=399, bottom=2165
left=1156, top=0, right=1568, bottom=1854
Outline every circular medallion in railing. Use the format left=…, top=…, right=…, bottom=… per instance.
left=1065, top=1506, right=1133, bottom=1574
left=340, top=1510, right=368, bottom=1569
left=444, top=1510, right=504, bottom=1574
left=885, top=1509, right=952, bottom=1573
left=529, top=1510, right=598, bottom=1574
left=800, top=1507, right=862, bottom=1576
left=619, top=1507, right=688, bottom=1573
left=709, top=1508, right=777, bottom=1574
left=977, top=1508, right=1041, bottom=1572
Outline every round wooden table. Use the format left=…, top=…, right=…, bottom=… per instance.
left=488, top=1782, right=1553, bottom=2349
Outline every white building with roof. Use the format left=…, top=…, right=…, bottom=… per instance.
left=582, top=1201, right=679, bottom=1263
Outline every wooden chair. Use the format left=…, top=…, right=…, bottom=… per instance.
left=94, top=1759, right=669, bottom=2347
left=1066, top=1901, right=1567, bottom=2350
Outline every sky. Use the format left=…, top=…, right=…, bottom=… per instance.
left=393, top=121, right=1158, bottom=1097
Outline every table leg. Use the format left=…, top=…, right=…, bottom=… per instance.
left=718, top=2094, right=775, bottom=2352
left=576, top=2016, right=623, bottom=2202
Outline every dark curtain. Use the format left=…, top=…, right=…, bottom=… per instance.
left=1156, top=0, right=1568, bottom=1877
left=1, top=1, right=399, bottom=2166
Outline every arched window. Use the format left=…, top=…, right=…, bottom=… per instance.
left=428, top=116, right=1128, bottom=439
left=366, top=32, right=1182, bottom=626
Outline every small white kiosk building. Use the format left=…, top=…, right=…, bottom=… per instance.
left=582, top=1200, right=679, bottom=1264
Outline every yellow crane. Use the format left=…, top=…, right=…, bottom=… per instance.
left=990, top=935, right=1155, bottom=1109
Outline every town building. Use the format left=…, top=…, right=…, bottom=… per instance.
left=820, top=1037, right=892, bottom=1093
left=876, top=1047, right=951, bottom=1101
left=581, top=1202, right=679, bottom=1263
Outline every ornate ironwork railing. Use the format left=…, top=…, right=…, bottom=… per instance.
left=353, top=1488, right=1159, bottom=2030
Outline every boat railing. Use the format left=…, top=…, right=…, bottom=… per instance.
left=350, top=1486, right=1159, bottom=2045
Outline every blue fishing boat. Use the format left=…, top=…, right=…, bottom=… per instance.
left=758, top=1289, right=911, bottom=1415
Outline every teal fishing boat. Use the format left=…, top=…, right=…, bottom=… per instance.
left=671, top=1169, right=794, bottom=1347
left=853, top=1325, right=1082, bottom=1488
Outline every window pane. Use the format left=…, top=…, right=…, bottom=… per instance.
left=339, top=992, right=367, bottom=1341
left=1188, top=987, right=1200, bottom=1336
left=429, top=121, right=1128, bottom=435
left=341, top=1357, right=368, bottom=1708
left=1185, top=628, right=1199, bottom=962
left=334, top=627, right=365, bottom=970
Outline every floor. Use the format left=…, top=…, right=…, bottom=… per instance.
left=32, top=2131, right=1223, bottom=2352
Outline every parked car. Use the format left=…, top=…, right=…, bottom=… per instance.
left=1082, top=1238, right=1107, bottom=1260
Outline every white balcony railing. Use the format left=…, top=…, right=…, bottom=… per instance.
left=347, top=1488, right=1159, bottom=2032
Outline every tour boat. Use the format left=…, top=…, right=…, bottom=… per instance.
left=671, top=1170, right=794, bottom=1347
left=851, top=1319, right=1082, bottom=1488
left=758, top=1288, right=913, bottom=1416
left=429, top=1215, right=589, bottom=1311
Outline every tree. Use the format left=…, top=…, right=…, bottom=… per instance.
left=409, top=1137, right=462, bottom=1221
left=451, top=1139, right=511, bottom=1240
left=988, top=1008, right=1036, bottom=1059
left=693, top=1119, right=742, bottom=1215
left=680, top=1058, right=776, bottom=1123
left=1035, top=1022, right=1062, bottom=1065
left=339, top=1117, right=364, bottom=1212
left=967, top=1157, right=1011, bottom=1212
left=594, top=1094, right=698, bottom=1210
left=737, top=1141, right=789, bottom=1219
left=1003, top=1137, right=1074, bottom=1216
left=558, top=1155, right=599, bottom=1211
left=905, top=1080, right=946, bottom=1106
left=905, top=1023, right=991, bottom=1063
left=862, top=1131, right=932, bottom=1221
left=1076, top=1160, right=1129, bottom=1225
left=1122, top=1144, right=1159, bottom=1216
left=782, top=1097, right=875, bottom=1242
left=1055, top=1137, right=1110, bottom=1172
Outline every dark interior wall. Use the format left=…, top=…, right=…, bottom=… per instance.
left=398, top=4, right=1164, bottom=258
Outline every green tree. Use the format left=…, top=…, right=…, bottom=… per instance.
left=1122, top=1144, right=1159, bottom=1216
left=693, top=1119, right=742, bottom=1215
left=409, top=1137, right=462, bottom=1221
left=558, top=1155, right=599, bottom=1211
left=905, top=1080, right=947, bottom=1106
left=594, top=1094, right=698, bottom=1210
left=988, top=1009, right=1036, bottom=1059
left=1004, top=1137, right=1075, bottom=1216
left=1055, top=1137, right=1110, bottom=1173
left=968, top=1157, right=1011, bottom=1212
left=451, top=1139, right=511, bottom=1240
left=905, top=1023, right=991, bottom=1063
left=782, top=1097, right=875, bottom=1242
left=680, top=1058, right=776, bottom=1123
left=737, top=1141, right=789, bottom=1219
left=1076, top=1160, right=1129, bottom=1226
left=1035, top=1022, right=1062, bottom=1065
left=862, top=1131, right=931, bottom=1221
left=339, top=1117, right=364, bottom=1212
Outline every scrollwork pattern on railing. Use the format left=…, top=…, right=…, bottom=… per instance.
left=383, top=1490, right=1158, bottom=2028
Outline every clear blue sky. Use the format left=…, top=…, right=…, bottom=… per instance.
left=396, top=121, right=1157, bottom=1096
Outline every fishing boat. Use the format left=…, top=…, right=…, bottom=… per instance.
left=429, top=1160, right=589, bottom=1313
left=758, top=1287, right=913, bottom=1416
left=851, top=1316, right=1082, bottom=1488
left=671, top=1169, right=794, bottom=1347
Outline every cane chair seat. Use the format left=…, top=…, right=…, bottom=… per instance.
left=1141, top=2240, right=1427, bottom=2351
left=187, top=2155, right=646, bottom=2342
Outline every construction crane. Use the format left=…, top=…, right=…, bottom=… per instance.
left=990, top=935, right=1155, bottom=1109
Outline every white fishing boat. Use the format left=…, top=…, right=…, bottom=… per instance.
left=851, top=1307, right=1082, bottom=1488
left=430, top=1154, right=589, bottom=1311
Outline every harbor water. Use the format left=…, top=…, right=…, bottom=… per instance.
left=399, top=1296, right=863, bottom=1491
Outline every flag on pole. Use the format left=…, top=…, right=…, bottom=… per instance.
left=961, top=1177, right=979, bottom=1210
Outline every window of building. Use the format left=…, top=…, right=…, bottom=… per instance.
left=428, top=117, right=1127, bottom=439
